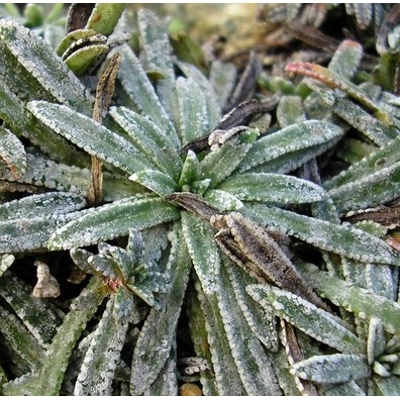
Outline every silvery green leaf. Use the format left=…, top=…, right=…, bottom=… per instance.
left=291, top=354, right=370, bottom=384
left=0, top=192, right=86, bottom=221
left=215, top=262, right=282, bottom=395
left=138, top=9, right=180, bottom=135
left=247, top=204, right=400, bottom=265
left=367, top=318, right=385, bottom=365
left=247, top=284, right=365, bottom=354
left=239, top=120, right=343, bottom=173
left=276, top=95, right=306, bottom=127
left=322, top=380, right=366, bottom=396
left=0, top=19, right=92, bottom=112
left=209, top=60, right=237, bottom=110
left=70, top=247, right=97, bottom=275
left=328, top=40, right=363, bottom=80
left=130, top=223, right=191, bottom=394
left=74, top=296, right=128, bottom=395
left=227, top=264, right=279, bottom=351
left=195, top=282, right=247, bottom=395
left=181, top=211, right=220, bottom=294
left=366, top=263, right=395, bottom=300
left=200, top=134, right=253, bottom=188
left=0, top=77, right=26, bottom=132
left=0, top=305, right=44, bottom=371
left=16, top=277, right=105, bottom=395
left=299, top=265, right=400, bottom=334
left=176, top=77, right=210, bottom=144
left=49, top=196, right=179, bottom=250
left=217, top=172, right=325, bottom=204
left=179, top=150, right=200, bottom=188
left=204, top=189, right=244, bottom=211
left=116, top=45, right=179, bottom=148
left=0, top=254, right=14, bottom=278
left=374, top=375, right=400, bottom=395
left=110, top=106, right=182, bottom=180
left=129, top=170, right=177, bottom=196
left=86, top=4, right=125, bottom=36
left=0, top=272, right=63, bottom=345
left=328, top=161, right=400, bottom=212
left=0, top=126, right=26, bottom=180
left=335, top=137, right=377, bottom=164
left=324, top=135, right=400, bottom=190
left=27, top=101, right=156, bottom=175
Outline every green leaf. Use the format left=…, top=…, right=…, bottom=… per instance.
left=74, top=296, right=128, bottom=395
left=0, top=126, right=26, bottom=179
left=178, top=150, right=200, bottom=188
left=328, top=40, right=363, bottom=80
left=86, top=4, right=125, bottom=36
left=247, top=284, right=365, bottom=354
left=129, top=170, right=177, bottom=196
left=247, top=204, right=400, bottom=266
left=239, top=120, right=343, bottom=173
left=49, top=196, right=180, bottom=250
left=217, top=172, right=325, bottom=204
left=290, top=354, right=370, bottom=384
left=110, top=106, right=182, bottom=180
left=181, top=211, right=220, bottom=294
left=209, top=60, right=237, bottom=111
left=130, top=223, right=191, bottom=395
left=27, top=101, right=156, bottom=175
left=0, top=19, right=92, bottom=112
left=300, top=264, right=400, bottom=334
left=276, top=95, right=306, bottom=127
left=0, top=192, right=86, bottom=221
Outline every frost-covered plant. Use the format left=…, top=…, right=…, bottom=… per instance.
left=1, top=3, right=400, bottom=396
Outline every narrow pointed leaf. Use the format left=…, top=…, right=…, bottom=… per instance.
left=217, top=172, right=325, bottom=204
left=129, top=170, right=177, bottom=196
left=86, top=4, right=125, bottom=36
left=209, top=60, right=237, bottom=110
left=328, top=40, right=363, bottom=80
left=300, top=264, right=400, bottom=334
left=239, top=120, right=343, bottom=173
left=0, top=126, right=26, bottom=179
left=130, top=224, right=191, bottom=394
left=181, top=211, right=220, bottom=294
left=74, top=296, right=128, bottom=395
left=247, top=204, right=400, bottom=265
left=0, top=19, right=92, bottom=112
left=291, top=354, right=370, bottom=384
left=49, top=196, right=179, bottom=250
left=110, top=106, right=182, bottom=179
left=247, top=284, right=365, bottom=354
left=276, top=95, right=306, bottom=127
left=27, top=101, right=156, bottom=175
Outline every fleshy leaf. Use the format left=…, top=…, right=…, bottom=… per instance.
left=328, top=40, right=363, bottom=80
left=239, top=120, right=343, bottom=173
left=247, top=204, right=400, bottom=266
left=217, top=172, right=326, bottom=204
left=290, top=354, right=370, bottom=384
left=49, top=196, right=180, bottom=250
left=300, top=264, right=400, bottom=334
left=209, top=60, right=237, bottom=110
left=247, top=284, right=365, bottom=354
left=181, top=211, right=220, bottom=294
left=276, top=95, right=306, bottom=127
left=27, top=100, right=156, bottom=175
left=129, top=170, right=177, bottom=196
left=85, top=4, right=125, bottom=36
left=130, top=223, right=191, bottom=394
left=0, top=126, right=26, bottom=180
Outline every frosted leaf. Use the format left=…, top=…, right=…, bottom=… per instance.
left=110, top=106, right=182, bottom=180
left=49, top=196, right=179, bottom=250
left=129, top=170, right=177, bottom=196
left=239, top=120, right=343, bottom=173
left=0, top=19, right=92, bottom=111
left=247, top=284, right=365, bottom=354
left=216, top=262, right=282, bottom=395
left=217, top=172, right=325, bottom=204
left=74, top=296, right=128, bottom=395
left=0, top=126, right=26, bottom=180
left=276, top=95, right=306, bottom=127
left=0, top=77, right=26, bottom=133
left=299, top=264, right=400, bottom=334
left=290, top=354, right=370, bottom=384
left=0, top=191, right=86, bottom=221
left=0, top=254, right=14, bottom=278
left=328, top=40, right=363, bottom=80
left=367, top=318, right=385, bottom=365
left=209, top=60, right=237, bottom=110
left=181, top=211, right=220, bottom=294
left=176, top=77, right=210, bottom=144
left=178, top=150, right=200, bottom=188
left=130, top=224, right=190, bottom=395
left=32, top=260, right=60, bottom=298
left=247, top=204, right=400, bottom=266
left=115, top=45, right=179, bottom=148
left=27, top=101, right=158, bottom=175
left=204, top=189, right=244, bottom=212
left=322, top=380, right=366, bottom=396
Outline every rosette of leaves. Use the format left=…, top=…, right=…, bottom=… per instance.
left=1, top=4, right=400, bottom=396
